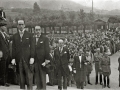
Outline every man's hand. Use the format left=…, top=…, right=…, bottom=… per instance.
left=84, top=62, right=87, bottom=65
left=30, top=58, right=34, bottom=64
left=45, top=60, right=50, bottom=65
left=11, top=59, right=16, bottom=65
left=73, top=70, right=76, bottom=73
left=0, top=51, right=3, bottom=58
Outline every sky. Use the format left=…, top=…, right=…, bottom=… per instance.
left=71, top=0, right=120, bottom=10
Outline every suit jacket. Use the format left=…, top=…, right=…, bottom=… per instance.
left=54, top=46, right=70, bottom=76
left=73, top=55, right=87, bottom=82
left=118, top=57, right=120, bottom=71
left=34, top=35, right=50, bottom=65
left=0, top=32, right=10, bottom=60
left=12, top=30, right=35, bottom=66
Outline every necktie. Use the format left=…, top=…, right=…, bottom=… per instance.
left=20, top=31, right=24, bottom=38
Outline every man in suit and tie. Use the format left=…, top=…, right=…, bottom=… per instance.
left=34, top=26, right=50, bottom=90
left=118, top=56, right=120, bottom=87
left=47, top=47, right=56, bottom=86
left=73, top=49, right=87, bottom=89
left=54, top=39, right=70, bottom=90
left=11, top=20, right=35, bottom=90
left=0, top=24, right=10, bottom=86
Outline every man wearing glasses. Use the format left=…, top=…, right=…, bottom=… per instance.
left=11, top=20, right=35, bottom=90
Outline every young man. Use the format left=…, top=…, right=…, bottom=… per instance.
left=11, top=20, right=35, bottom=90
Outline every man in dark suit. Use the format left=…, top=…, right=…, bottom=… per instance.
left=11, top=20, right=35, bottom=90
left=54, top=39, right=70, bottom=90
left=34, top=26, right=50, bottom=90
left=118, top=56, right=120, bottom=87
left=47, top=47, right=56, bottom=86
left=73, top=49, right=87, bottom=89
left=0, top=24, right=10, bottom=86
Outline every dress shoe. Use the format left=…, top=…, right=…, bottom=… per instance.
left=47, top=82, right=53, bottom=86
left=104, top=85, right=106, bottom=88
left=107, top=85, right=110, bottom=88
left=100, top=82, right=102, bottom=85
left=95, top=82, right=98, bottom=85
left=5, top=83, right=10, bottom=87
left=88, top=82, right=92, bottom=85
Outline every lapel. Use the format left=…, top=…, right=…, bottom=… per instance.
left=0, top=32, right=9, bottom=46
left=22, top=31, right=27, bottom=42
left=18, top=30, right=27, bottom=42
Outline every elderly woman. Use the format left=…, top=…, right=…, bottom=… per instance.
left=100, top=51, right=111, bottom=88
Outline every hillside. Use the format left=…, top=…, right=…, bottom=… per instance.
left=0, top=0, right=96, bottom=12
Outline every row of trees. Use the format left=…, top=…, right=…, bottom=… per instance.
left=7, top=2, right=97, bottom=33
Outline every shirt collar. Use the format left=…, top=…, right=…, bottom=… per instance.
left=19, top=29, right=25, bottom=34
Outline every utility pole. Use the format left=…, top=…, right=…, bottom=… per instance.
left=92, top=0, right=94, bottom=32
left=92, top=0, right=93, bottom=14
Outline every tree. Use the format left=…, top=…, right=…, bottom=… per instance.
left=33, top=2, right=40, bottom=13
left=69, top=11, right=75, bottom=22
left=78, top=9, right=86, bottom=33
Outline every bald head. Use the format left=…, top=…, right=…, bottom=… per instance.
left=58, top=39, right=64, bottom=47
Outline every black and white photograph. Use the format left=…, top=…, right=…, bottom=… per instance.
left=0, top=0, right=120, bottom=90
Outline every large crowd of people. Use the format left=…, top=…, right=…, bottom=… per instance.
left=0, top=7, right=120, bottom=90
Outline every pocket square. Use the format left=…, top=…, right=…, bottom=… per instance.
left=40, top=41, right=43, bottom=43
left=26, top=38, right=29, bottom=39
left=64, top=51, right=67, bottom=53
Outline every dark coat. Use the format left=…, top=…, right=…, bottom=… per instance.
left=12, top=31, right=35, bottom=72
left=94, top=52, right=102, bottom=72
left=54, top=46, right=70, bottom=76
left=73, top=55, right=87, bottom=83
left=34, top=35, right=50, bottom=65
left=0, top=32, right=10, bottom=60
left=118, top=57, right=120, bottom=71
left=0, top=31, right=10, bottom=83
left=100, top=55, right=111, bottom=76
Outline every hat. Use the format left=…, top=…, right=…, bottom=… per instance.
left=18, top=20, right=25, bottom=24
left=35, top=26, right=41, bottom=30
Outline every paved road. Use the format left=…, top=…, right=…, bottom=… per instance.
left=0, top=52, right=120, bottom=90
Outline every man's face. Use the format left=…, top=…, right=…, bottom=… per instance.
left=35, top=28, right=41, bottom=36
left=17, top=22, right=25, bottom=31
left=0, top=26, right=7, bottom=32
left=59, top=41, right=63, bottom=47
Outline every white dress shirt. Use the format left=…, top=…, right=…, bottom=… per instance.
left=79, top=55, right=82, bottom=68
